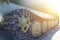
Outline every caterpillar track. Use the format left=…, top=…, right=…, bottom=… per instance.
left=2, top=9, right=38, bottom=40
left=0, top=8, right=58, bottom=40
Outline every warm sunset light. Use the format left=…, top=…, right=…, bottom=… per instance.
left=21, top=0, right=60, bottom=39
left=20, top=0, right=59, bottom=17
left=0, top=0, right=60, bottom=40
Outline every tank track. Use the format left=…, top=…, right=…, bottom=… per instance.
left=2, top=9, right=39, bottom=40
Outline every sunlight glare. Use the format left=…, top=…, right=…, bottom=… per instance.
left=51, top=30, right=60, bottom=40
